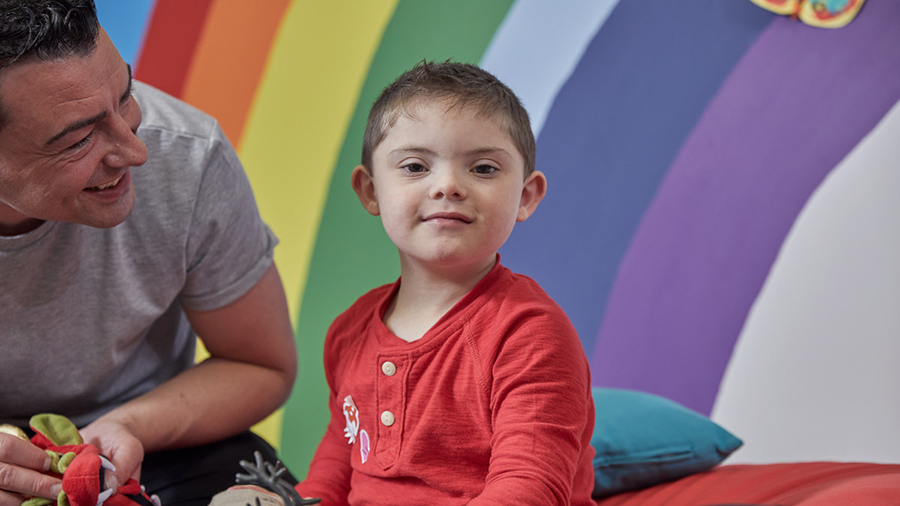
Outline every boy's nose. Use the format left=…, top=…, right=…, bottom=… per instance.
left=431, top=171, right=466, bottom=200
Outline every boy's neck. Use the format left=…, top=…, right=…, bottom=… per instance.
left=383, top=255, right=497, bottom=342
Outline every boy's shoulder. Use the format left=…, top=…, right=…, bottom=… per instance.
left=462, top=264, right=577, bottom=342
left=473, top=265, right=588, bottom=374
left=487, top=265, right=567, bottom=315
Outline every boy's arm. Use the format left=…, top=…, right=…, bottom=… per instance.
left=470, top=314, right=594, bottom=506
left=294, top=397, right=354, bottom=506
left=295, top=326, right=354, bottom=506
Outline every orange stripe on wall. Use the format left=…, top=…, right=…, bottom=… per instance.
left=134, top=0, right=214, bottom=98
left=180, top=0, right=291, bottom=148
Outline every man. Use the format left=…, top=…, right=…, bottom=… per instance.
left=0, top=2, right=298, bottom=506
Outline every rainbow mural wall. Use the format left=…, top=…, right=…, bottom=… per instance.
left=97, top=0, right=900, bottom=475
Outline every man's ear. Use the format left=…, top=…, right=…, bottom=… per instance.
left=517, top=170, right=547, bottom=222
left=351, top=165, right=380, bottom=216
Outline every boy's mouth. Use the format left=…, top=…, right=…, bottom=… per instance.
left=424, top=212, right=473, bottom=224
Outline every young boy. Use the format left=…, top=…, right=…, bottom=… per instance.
left=291, top=61, right=596, bottom=505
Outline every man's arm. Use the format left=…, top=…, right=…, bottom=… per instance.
left=80, top=263, right=297, bottom=486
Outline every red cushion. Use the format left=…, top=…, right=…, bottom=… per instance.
left=595, top=462, right=900, bottom=506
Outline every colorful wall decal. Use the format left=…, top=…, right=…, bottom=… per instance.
left=750, top=0, right=866, bottom=28
left=97, top=0, right=900, bottom=474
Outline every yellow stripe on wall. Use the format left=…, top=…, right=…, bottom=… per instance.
left=237, top=0, right=400, bottom=448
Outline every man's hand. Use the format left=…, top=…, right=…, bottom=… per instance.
left=80, top=418, right=146, bottom=493
left=0, top=432, right=61, bottom=506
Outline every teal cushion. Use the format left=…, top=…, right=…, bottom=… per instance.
left=590, top=387, right=743, bottom=498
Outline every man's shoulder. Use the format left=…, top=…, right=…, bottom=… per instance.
left=133, top=81, right=218, bottom=140
left=127, top=83, right=241, bottom=229
left=131, top=81, right=233, bottom=182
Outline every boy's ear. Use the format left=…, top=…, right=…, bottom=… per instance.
left=351, top=165, right=380, bottom=216
left=517, top=170, right=547, bottom=222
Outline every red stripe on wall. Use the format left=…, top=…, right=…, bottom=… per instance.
left=133, top=0, right=214, bottom=99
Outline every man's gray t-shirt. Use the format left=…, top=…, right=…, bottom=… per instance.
left=0, top=82, right=277, bottom=428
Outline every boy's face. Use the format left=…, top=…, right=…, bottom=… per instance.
left=352, top=100, right=545, bottom=274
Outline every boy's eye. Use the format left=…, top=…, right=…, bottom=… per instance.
left=472, top=164, right=497, bottom=175
left=402, top=163, right=427, bottom=173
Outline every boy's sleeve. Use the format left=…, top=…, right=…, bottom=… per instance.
left=294, top=328, right=354, bottom=505
left=470, top=309, right=595, bottom=506
left=294, top=401, right=353, bottom=505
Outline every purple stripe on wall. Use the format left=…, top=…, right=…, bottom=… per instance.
left=591, top=0, right=900, bottom=415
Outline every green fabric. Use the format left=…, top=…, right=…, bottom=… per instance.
left=29, top=414, right=83, bottom=446
left=21, top=498, right=53, bottom=506
left=590, top=388, right=743, bottom=498
left=57, top=452, right=76, bottom=473
left=45, top=450, right=60, bottom=474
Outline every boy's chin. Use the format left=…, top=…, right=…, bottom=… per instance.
left=409, top=252, right=499, bottom=272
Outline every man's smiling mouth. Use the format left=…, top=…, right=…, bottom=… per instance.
left=85, top=175, right=123, bottom=191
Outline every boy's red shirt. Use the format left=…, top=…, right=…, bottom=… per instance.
left=297, top=260, right=595, bottom=506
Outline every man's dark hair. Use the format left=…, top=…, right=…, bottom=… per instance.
left=0, top=0, right=99, bottom=128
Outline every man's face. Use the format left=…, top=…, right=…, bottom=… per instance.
left=0, top=28, right=148, bottom=234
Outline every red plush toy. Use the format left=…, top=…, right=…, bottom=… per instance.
left=2, top=414, right=160, bottom=506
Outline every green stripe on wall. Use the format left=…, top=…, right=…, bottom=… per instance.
left=281, top=0, right=516, bottom=477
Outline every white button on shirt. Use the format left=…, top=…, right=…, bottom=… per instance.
left=382, top=361, right=397, bottom=376
left=381, top=410, right=395, bottom=427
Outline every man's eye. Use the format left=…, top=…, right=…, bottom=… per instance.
left=472, top=164, right=497, bottom=175
left=402, top=163, right=427, bottom=173
left=68, top=132, right=94, bottom=151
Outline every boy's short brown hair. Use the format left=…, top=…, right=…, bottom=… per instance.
left=361, top=60, right=536, bottom=178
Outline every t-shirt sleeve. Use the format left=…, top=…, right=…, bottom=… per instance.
left=178, top=123, right=277, bottom=311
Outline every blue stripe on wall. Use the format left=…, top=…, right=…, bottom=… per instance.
left=501, top=0, right=774, bottom=359
left=96, top=0, right=156, bottom=67
left=480, top=0, right=621, bottom=135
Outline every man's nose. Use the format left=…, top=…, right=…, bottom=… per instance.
left=104, top=106, right=148, bottom=168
